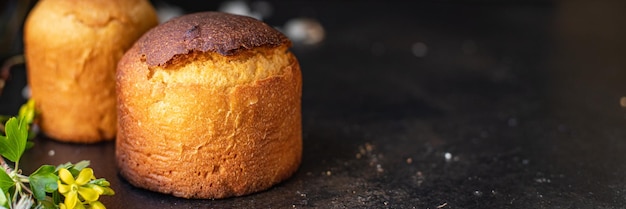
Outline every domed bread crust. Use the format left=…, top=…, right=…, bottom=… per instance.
left=137, top=12, right=291, bottom=67
left=116, top=12, right=302, bottom=199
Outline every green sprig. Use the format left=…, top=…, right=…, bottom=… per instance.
left=0, top=100, right=114, bottom=209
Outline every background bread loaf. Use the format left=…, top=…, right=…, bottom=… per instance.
left=24, top=0, right=158, bottom=143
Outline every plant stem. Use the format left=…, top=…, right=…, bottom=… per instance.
left=0, top=54, right=25, bottom=96
left=18, top=175, right=28, bottom=183
left=1, top=55, right=24, bottom=80
left=18, top=182, right=32, bottom=196
left=12, top=181, right=19, bottom=206
left=0, top=156, right=33, bottom=208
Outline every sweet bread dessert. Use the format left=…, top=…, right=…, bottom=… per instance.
left=115, top=12, right=302, bottom=199
left=24, top=0, right=158, bottom=143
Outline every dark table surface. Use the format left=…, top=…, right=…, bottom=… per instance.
left=2, top=1, right=626, bottom=208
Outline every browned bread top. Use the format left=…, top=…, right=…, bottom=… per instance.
left=137, top=12, right=291, bottom=67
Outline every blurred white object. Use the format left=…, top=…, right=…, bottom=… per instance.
left=156, top=1, right=184, bottom=23
left=284, top=18, right=325, bottom=46
left=444, top=152, right=452, bottom=162
left=219, top=0, right=263, bottom=20
left=22, top=85, right=30, bottom=99
left=251, top=1, right=273, bottom=19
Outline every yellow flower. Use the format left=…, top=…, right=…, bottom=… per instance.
left=88, top=201, right=106, bottom=209
left=59, top=203, right=86, bottom=209
left=60, top=201, right=104, bottom=209
left=87, top=184, right=115, bottom=196
left=57, top=168, right=98, bottom=209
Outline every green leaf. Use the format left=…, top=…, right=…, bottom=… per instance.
left=55, top=162, right=72, bottom=170
left=0, top=189, right=6, bottom=209
left=56, top=160, right=89, bottom=171
left=0, top=117, right=28, bottom=162
left=73, top=160, right=90, bottom=171
left=52, top=190, right=61, bottom=205
left=25, top=141, right=34, bottom=150
left=0, top=136, right=6, bottom=161
left=31, top=165, right=56, bottom=180
left=37, top=199, right=56, bottom=209
left=90, top=178, right=111, bottom=187
left=27, top=129, right=36, bottom=140
left=29, top=165, right=59, bottom=200
left=0, top=170, right=13, bottom=193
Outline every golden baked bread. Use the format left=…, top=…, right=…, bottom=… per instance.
left=24, top=0, right=158, bottom=143
left=116, top=12, right=302, bottom=199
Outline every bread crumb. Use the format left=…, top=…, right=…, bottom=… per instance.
left=473, top=190, right=483, bottom=196
left=444, top=152, right=452, bottom=161
left=406, top=157, right=413, bottom=164
left=365, top=143, right=373, bottom=152
left=414, top=171, right=425, bottom=186
left=620, top=96, right=626, bottom=107
left=325, top=171, right=332, bottom=176
left=376, top=164, right=384, bottom=173
left=535, top=178, right=551, bottom=183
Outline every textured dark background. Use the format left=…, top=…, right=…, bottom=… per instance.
left=2, top=1, right=626, bottom=208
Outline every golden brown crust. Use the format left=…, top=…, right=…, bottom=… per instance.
left=24, top=0, right=158, bottom=143
left=116, top=12, right=302, bottom=199
left=136, top=12, right=291, bottom=67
